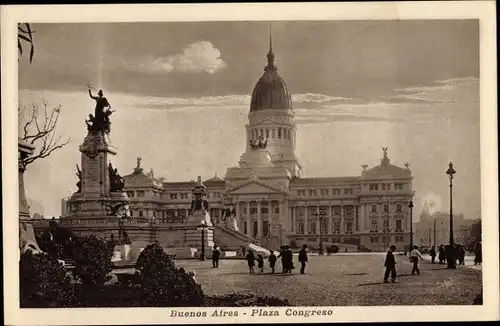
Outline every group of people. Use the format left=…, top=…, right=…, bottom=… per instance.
left=428, top=242, right=482, bottom=266
left=244, top=244, right=310, bottom=275
left=384, top=245, right=425, bottom=283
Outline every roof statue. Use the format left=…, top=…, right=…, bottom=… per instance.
left=381, top=147, right=389, bottom=164
left=134, top=157, right=144, bottom=174
left=404, top=162, right=410, bottom=169
left=108, top=162, right=125, bottom=192
left=85, top=82, right=114, bottom=134
left=362, top=164, right=368, bottom=173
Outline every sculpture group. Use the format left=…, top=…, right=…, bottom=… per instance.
left=249, top=135, right=267, bottom=150
left=85, top=82, right=114, bottom=134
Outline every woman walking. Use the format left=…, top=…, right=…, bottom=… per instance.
left=246, top=249, right=256, bottom=274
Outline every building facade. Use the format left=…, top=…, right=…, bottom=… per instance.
left=414, top=201, right=472, bottom=247
left=116, top=39, right=414, bottom=251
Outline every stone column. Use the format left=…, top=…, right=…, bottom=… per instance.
left=327, top=206, right=332, bottom=235
left=316, top=205, right=320, bottom=235
left=304, top=206, right=309, bottom=235
left=290, top=205, right=294, bottom=232
left=257, top=201, right=262, bottom=238
left=246, top=201, right=251, bottom=235
left=340, top=204, right=345, bottom=234
left=235, top=200, right=241, bottom=229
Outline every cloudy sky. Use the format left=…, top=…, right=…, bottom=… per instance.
left=18, top=20, right=480, bottom=220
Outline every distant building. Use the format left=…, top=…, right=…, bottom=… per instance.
left=414, top=201, right=474, bottom=247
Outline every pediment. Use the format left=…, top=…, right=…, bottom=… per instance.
left=229, top=181, right=281, bottom=195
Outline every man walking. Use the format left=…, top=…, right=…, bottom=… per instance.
left=212, top=246, right=220, bottom=268
left=383, top=245, right=397, bottom=283
left=268, top=250, right=277, bottom=273
left=429, top=246, right=436, bottom=264
left=298, top=244, right=309, bottom=274
left=410, top=245, right=424, bottom=275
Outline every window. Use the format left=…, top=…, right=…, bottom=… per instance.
left=250, top=207, right=257, bottom=214
left=371, top=205, right=377, bottom=213
left=384, top=204, right=389, bottom=212
left=126, top=191, right=135, bottom=198
left=139, top=210, right=144, bottom=217
left=313, top=190, right=317, bottom=196
left=396, top=219, right=402, bottom=231
left=278, top=128, right=282, bottom=138
left=333, top=206, right=341, bottom=215
left=396, top=204, right=402, bottom=212
left=383, top=219, right=390, bottom=230
left=382, top=183, right=391, bottom=191
left=178, top=210, right=186, bottom=218
left=298, top=222, right=305, bottom=234
left=137, top=191, right=145, bottom=197
left=395, top=235, right=404, bottom=242
left=345, top=222, right=353, bottom=234
left=243, top=207, right=248, bottom=214
left=166, top=209, right=175, bottom=218
left=265, top=129, right=269, bottom=139
left=263, top=221, right=269, bottom=236
left=370, top=236, right=379, bottom=243
left=261, top=206, right=269, bottom=214
left=274, top=207, right=280, bottom=214
left=369, top=184, right=379, bottom=191
left=334, top=222, right=340, bottom=234
left=371, top=219, right=378, bottom=231
left=170, top=193, right=177, bottom=200
left=253, top=221, right=258, bottom=237
left=309, top=190, right=314, bottom=196
left=324, top=189, right=329, bottom=196
left=394, top=183, right=404, bottom=190
left=309, top=222, right=316, bottom=235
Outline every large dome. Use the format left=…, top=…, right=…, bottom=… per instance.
left=250, top=43, right=292, bottom=113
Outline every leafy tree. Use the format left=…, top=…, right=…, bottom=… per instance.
left=20, top=251, right=75, bottom=307
left=72, top=235, right=113, bottom=289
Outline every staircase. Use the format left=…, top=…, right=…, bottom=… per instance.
left=212, top=224, right=260, bottom=251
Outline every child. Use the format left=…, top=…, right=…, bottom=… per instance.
left=268, top=250, right=277, bottom=273
left=257, top=254, right=265, bottom=273
left=384, top=245, right=397, bottom=283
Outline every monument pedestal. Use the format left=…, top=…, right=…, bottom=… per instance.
left=183, top=210, right=214, bottom=258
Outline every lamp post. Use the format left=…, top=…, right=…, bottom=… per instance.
left=446, top=161, right=456, bottom=269
left=315, top=207, right=327, bottom=255
left=409, top=191, right=415, bottom=252
left=197, top=220, right=208, bottom=261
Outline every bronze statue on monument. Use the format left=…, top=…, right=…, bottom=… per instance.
left=76, top=164, right=82, bottom=193
left=108, top=162, right=125, bottom=192
left=85, top=82, right=115, bottom=134
left=189, top=176, right=209, bottom=215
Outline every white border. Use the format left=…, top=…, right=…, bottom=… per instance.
left=2, top=2, right=498, bottom=325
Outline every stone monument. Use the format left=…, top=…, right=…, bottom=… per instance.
left=176, top=176, right=214, bottom=258
left=65, top=86, right=129, bottom=221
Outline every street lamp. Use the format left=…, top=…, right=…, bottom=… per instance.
left=197, top=220, right=208, bottom=261
left=446, top=161, right=456, bottom=269
left=409, top=191, right=415, bottom=252
left=315, top=207, right=327, bottom=255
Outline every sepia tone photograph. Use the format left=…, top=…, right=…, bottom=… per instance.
left=3, top=2, right=498, bottom=325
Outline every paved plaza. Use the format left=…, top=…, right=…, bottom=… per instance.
left=172, top=254, right=482, bottom=306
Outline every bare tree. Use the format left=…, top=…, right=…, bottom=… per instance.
left=19, top=101, right=71, bottom=168
left=18, top=23, right=35, bottom=63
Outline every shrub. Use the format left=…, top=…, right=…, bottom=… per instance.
left=72, top=235, right=113, bottom=289
left=206, top=291, right=290, bottom=307
left=135, top=243, right=205, bottom=306
left=326, top=245, right=339, bottom=254
left=20, top=251, right=75, bottom=308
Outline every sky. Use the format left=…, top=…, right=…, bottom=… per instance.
left=18, top=20, right=481, bottom=220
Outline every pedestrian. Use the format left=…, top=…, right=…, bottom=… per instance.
left=212, top=246, right=220, bottom=268
left=438, top=244, right=446, bottom=264
left=430, top=246, right=436, bottom=264
left=474, top=241, right=482, bottom=265
left=241, top=245, right=246, bottom=257
left=458, top=245, right=466, bottom=265
left=268, top=250, right=277, bottom=273
left=383, top=244, right=397, bottom=283
left=257, top=254, right=264, bottom=273
left=277, top=246, right=287, bottom=273
left=298, top=244, right=308, bottom=274
left=246, top=250, right=255, bottom=274
left=410, top=245, right=424, bottom=275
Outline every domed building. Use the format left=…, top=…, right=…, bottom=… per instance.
left=117, top=37, right=414, bottom=251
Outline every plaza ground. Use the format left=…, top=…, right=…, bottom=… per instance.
left=169, top=254, right=481, bottom=306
